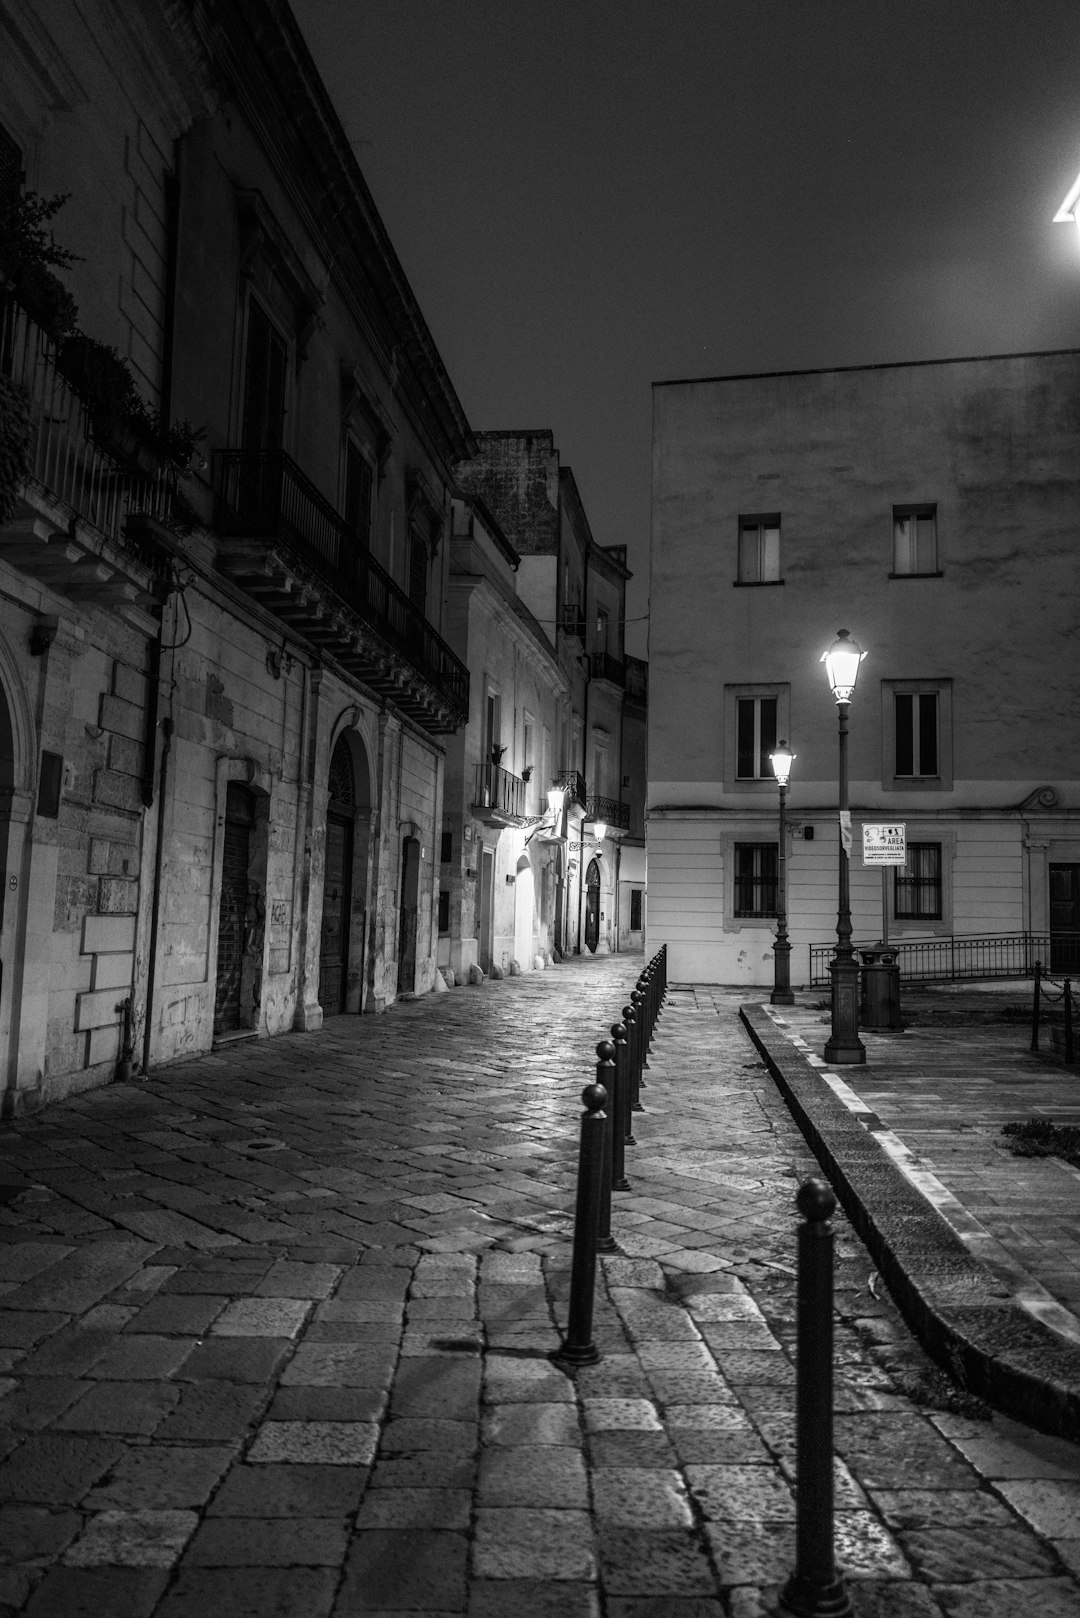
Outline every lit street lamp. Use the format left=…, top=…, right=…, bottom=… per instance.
left=821, top=629, right=866, bottom=1065
left=769, top=741, right=795, bottom=1006
left=1053, top=168, right=1080, bottom=235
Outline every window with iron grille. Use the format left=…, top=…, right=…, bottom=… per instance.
left=737, top=514, right=781, bottom=584
left=734, top=843, right=778, bottom=918
left=894, top=842, right=942, bottom=920
left=736, top=696, right=778, bottom=780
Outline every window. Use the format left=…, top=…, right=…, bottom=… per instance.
left=736, top=696, right=778, bottom=780
left=438, top=890, right=451, bottom=934
left=407, top=532, right=427, bottom=612
left=734, top=843, right=778, bottom=918
left=344, top=441, right=373, bottom=552
left=895, top=843, right=942, bottom=920
left=440, top=830, right=453, bottom=865
left=630, top=889, right=643, bottom=930
left=882, top=680, right=952, bottom=792
left=523, top=715, right=534, bottom=778
left=737, top=514, right=781, bottom=584
left=596, top=608, right=609, bottom=653
left=893, top=506, right=938, bottom=576
left=241, top=298, right=288, bottom=457
left=894, top=691, right=939, bottom=777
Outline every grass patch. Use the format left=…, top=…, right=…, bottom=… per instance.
left=891, top=1364, right=991, bottom=1420
left=1001, top=1119, right=1080, bottom=1168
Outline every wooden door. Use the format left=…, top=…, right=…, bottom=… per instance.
left=214, top=785, right=254, bottom=1035
left=319, top=811, right=352, bottom=1013
left=397, top=836, right=420, bottom=993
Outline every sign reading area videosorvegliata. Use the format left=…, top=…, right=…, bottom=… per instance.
left=862, top=823, right=906, bottom=865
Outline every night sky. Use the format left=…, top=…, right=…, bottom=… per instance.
left=291, top=0, right=1080, bottom=658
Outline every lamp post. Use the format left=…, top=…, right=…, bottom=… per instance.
left=769, top=741, right=795, bottom=1007
left=821, top=630, right=866, bottom=1066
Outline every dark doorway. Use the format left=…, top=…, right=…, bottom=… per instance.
left=398, top=836, right=420, bottom=993
left=585, top=858, right=601, bottom=954
left=320, top=738, right=356, bottom=1014
left=1050, top=863, right=1080, bottom=972
left=479, top=847, right=494, bottom=973
left=214, top=784, right=255, bottom=1035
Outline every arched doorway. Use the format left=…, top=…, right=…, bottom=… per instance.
left=398, top=836, right=421, bottom=993
left=214, top=783, right=257, bottom=1035
left=514, top=853, right=534, bottom=968
left=585, top=858, right=601, bottom=953
left=320, top=736, right=356, bottom=1014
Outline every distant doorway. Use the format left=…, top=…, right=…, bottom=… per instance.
left=514, top=854, right=534, bottom=968
left=319, top=738, right=356, bottom=1014
left=585, top=858, right=601, bottom=954
left=214, top=784, right=256, bottom=1035
left=1050, top=863, right=1080, bottom=972
left=478, top=847, right=494, bottom=973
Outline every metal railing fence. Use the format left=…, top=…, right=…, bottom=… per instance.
left=809, top=931, right=1080, bottom=987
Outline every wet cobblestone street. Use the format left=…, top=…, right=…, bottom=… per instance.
left=0, top=955, right=1078, bottom=1616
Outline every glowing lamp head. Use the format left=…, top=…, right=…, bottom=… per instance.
left=770, top=741, right=795, bottom=787
left=593, top=822, right=607, bottom=843
left=546, top=784, right=566, bottom=815
left=1053, top=167, right=1080, bottom=236
left=821, top=628, right=866, bottom=703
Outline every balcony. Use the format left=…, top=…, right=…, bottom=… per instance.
left=0, top=295, right=174, bottom=611
left=589, top=651, right=625, bottom=688
left=213, top=450, right=468, bottom=734
left=585, top=794, right=630, bottom=833
left=472, top=760, right=526, bottom=827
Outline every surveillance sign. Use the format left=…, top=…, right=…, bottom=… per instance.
left=862, top=823, right=906, bottom=866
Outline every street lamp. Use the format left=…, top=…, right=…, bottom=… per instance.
left=1053, top=168, right=1080, bottom=235
left=821, top=629, right=866, bottom=1065
left=769, top=740, right=795, bottom=1006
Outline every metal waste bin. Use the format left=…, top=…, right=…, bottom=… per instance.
left=859, top=943, right=902, bottom=1031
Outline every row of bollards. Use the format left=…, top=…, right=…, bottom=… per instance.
left=554, top=944, right=668, bottom=1367
left=553, top=950, right=853, bottom=1616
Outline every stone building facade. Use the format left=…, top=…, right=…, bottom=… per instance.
left=457, top=431, right=645, bottom=958
left=649, top=352, right=1080, bottom=986
left=0, top=0, right=472, bottom=1112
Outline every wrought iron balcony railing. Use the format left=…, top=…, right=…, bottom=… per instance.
left=1, top=293, right=176, bottom=576
left=589, top=652, right=626, bottom=687
left=214, top=449, right=468, bottom=722
left=473, top=760, right=526, bottom=821
left=585, top=794, right=630, bottom=831
left=557, top=769, right=587, bottom=812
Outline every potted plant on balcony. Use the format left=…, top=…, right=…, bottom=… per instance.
left=491, top=744, right=505, bottom=767
left=54, top=330, right=203, bottom=477
left=0, top=191, right=81, bottom=341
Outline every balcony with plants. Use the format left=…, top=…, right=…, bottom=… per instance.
left=0, top=192, right=197, bottom=610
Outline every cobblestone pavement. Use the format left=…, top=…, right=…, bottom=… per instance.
left=0, top=956, right=1079, bottom=1616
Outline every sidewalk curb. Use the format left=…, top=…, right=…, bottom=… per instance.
left=740, top=1002, right=1080, bottom=1444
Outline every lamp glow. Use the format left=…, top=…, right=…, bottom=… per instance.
left=1053, top=167, right=1080, bottom=234
left=821, top=628, right=866, bottom=703
left=547, top=784, right=566, bottom=815
left=770, top=741, right=795, bottom=788
left=593, top=822, right=607, bottom=843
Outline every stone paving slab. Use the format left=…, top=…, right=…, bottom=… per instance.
left=0, top=958, right=1077, bottom=1613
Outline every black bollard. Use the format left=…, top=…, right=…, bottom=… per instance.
left=551, top=1083, right=607, bottom=1368
left=632, top=987, right=648, bottom=1087
left=610, top=1022, right=631, bottom=1190
left=623, top=1001, right=642, bottom=1120
left=596, top=1042, right=617, bottom=1254
left=780, top=1177, right=852, bottom=1618
left=1031, top=961, right=1042, bottom=1053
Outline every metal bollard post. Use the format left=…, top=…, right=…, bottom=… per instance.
left=596, top=1042, right=617, bottom=1253
left=632, top=986, right=648, bottom=1086
left=610, top=1022, right=631, bottom=1190
left=552, top=1083, right=607, bottom=1368
left=780, top=1177, right=852, bottom=1618
left=1031, top=961, right=1042, bottom=1053
left=1066, top=981, right=1074, bottom=1065
left=621, top=1004, right=639, bottom=1139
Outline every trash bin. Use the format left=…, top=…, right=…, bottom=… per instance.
left=860, top=943, right=902, bottom=1031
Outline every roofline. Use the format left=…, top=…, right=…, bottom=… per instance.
left=452, top=490, right=521, bottom=570
left=652, top=347, right=1080, bottom=390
